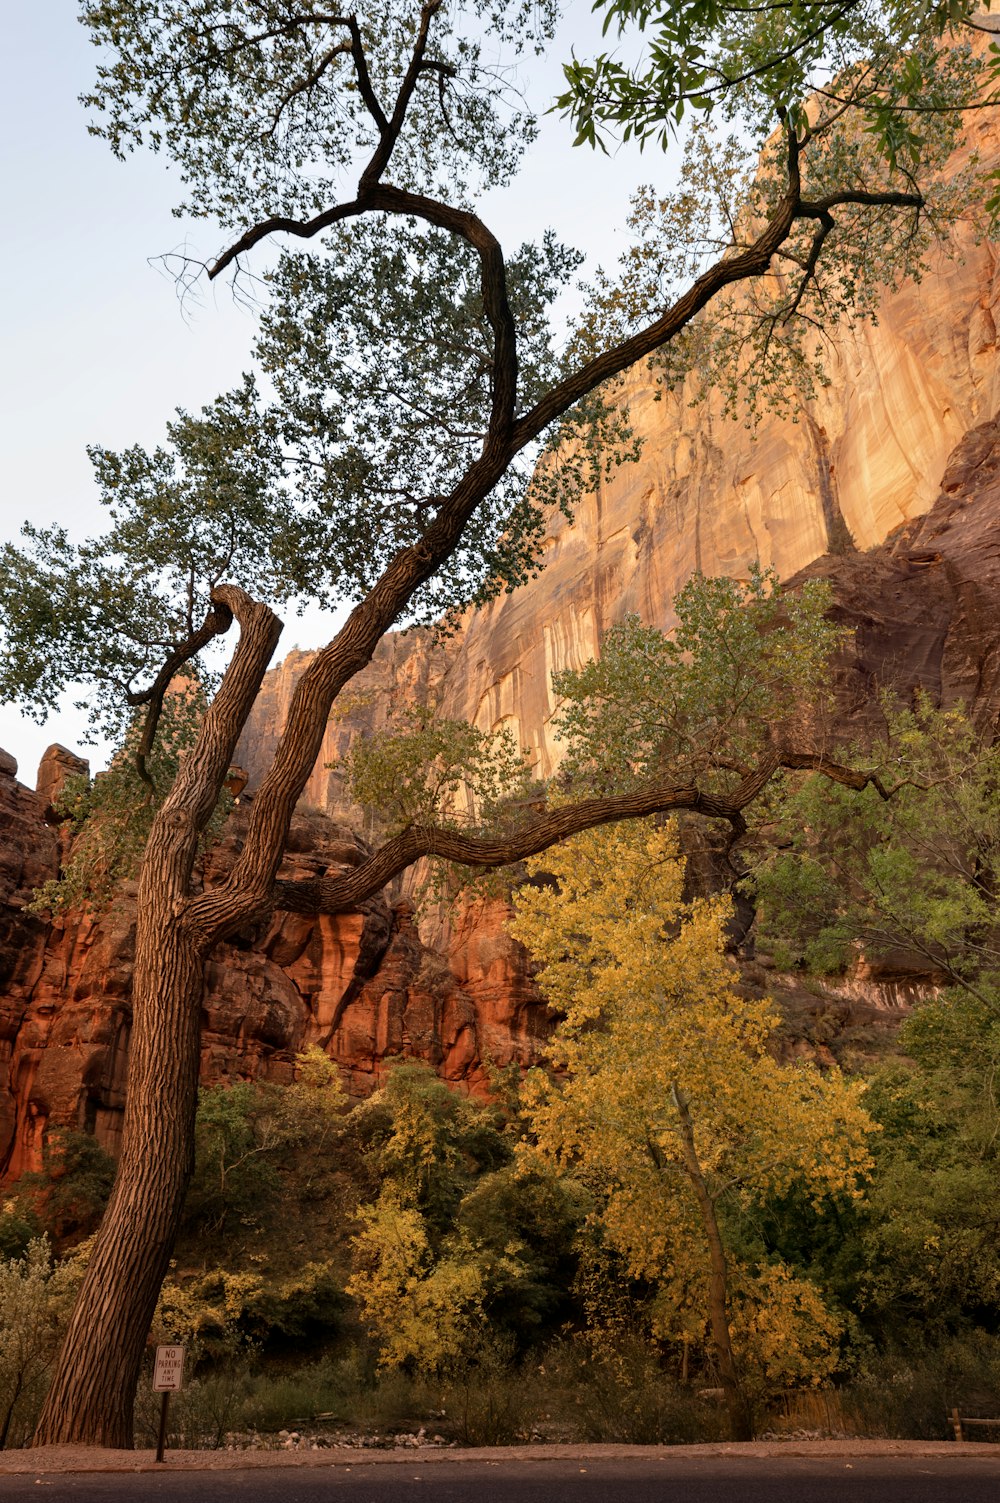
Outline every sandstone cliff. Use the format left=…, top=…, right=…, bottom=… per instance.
left=238, top=116, right=999, bottom=790
left=239, top=632, right=450, bottom=823
left=439, top=220, right=998, bottom=780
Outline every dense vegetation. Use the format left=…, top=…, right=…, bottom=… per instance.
left=3, top=988, right=999, bottom=1449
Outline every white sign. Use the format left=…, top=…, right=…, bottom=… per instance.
left=152, top=1345, right=185, bottom=1392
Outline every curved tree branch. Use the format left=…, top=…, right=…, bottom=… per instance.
left=208, top=0, right=447, bottom=279
left=164, top=585, right=282, bottom=850
left=344, top=12, right=390, bottom=133
left=125, top=599, right=235, bottom=791
left=210, top=178, right=517, bottom=438
left=270, top=749, right=892, bottom=916
left=360, top=0, right=443, bottom=189
left=208, top=197, right=370, bottom=277
left=512, top=179, right=921, bottom=449
left=192, top=122, right=916, bottom=950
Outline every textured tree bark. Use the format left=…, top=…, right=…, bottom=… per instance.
left=33, top=927, right=207, bottom=1447
left=31, top=451, right=524, bottom=1449
left=33, top=588, right=282, bottom=1448
left=671, top=1084, right=753, bottom=1443
left=29, top=435, right=530, bottom=1445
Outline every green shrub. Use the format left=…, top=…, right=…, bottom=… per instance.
left=842, top=1334, right=1000, bottom=1440
left=0, top=1198, right=41, bottom=1261
left=542, top=1333, right=728, bottom=1445
left=0, top=1238, right=87, bottom=1449
left=17, top=1130, right=115, bottom=1249
left=439, top=1335, right=538, bottom=1445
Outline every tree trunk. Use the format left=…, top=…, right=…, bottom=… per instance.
left=0, top=1369, right=24, bottom=1449
left=33, top=587, right=282, bottom=1449
left=671, top=1083, right=753, bottom=1443
left=32, top=911, right=207, bottom=1447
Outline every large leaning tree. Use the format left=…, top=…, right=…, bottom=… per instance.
left=0, top=0, right=994, bottom=1448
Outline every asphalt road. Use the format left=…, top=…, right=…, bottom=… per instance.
left=9, top=1457, right=1000, bottom=1502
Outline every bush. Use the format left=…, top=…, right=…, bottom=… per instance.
left=134, top=1361, right=263, bottom=1450
left=0, top=1198, right=41, bottom=1261
left=842, top=1334, right=1000, bottom=1440
left=439, top=1336, right=538, bottom=1446
left=134, top=1354, right=328, bottom=1448
left=131, top=1350, right=429, bottom=1447
left=542, top=1332, right=728, bottom=1446
left=17, top=1131, right=115, bottom=1249
left=0, top=1238, right=86, bottom=1449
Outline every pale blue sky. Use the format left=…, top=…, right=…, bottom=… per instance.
left=0, top=2, right=662, bottom=783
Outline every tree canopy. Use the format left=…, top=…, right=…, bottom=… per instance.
left=4, top=2, right=991, bottom=766
left=753, top=696, right=1000, bottom=1003
left=558, top=0, right=996, bottom=160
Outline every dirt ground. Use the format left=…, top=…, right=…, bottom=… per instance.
left=2, top=1439, right=998, bottom=1474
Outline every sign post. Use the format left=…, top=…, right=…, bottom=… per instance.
left=151, top=1345, right=185, bottom=1463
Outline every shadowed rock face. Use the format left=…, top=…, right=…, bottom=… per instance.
left=809, top=417, right=1000, bottom=740
left=0, top=753, right=60, bottom=1178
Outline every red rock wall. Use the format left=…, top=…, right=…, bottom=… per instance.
left=0, top=777, right=549, bottom=1181
left=6, top=426, right=1000, bottom=1186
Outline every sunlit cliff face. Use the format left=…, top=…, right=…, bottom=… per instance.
left=237, top=169, right=999, bottom=808
left=5, top=403, right=1000, bottom=1179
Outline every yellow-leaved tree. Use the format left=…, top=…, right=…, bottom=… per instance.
left=346, top=1185, right=488, bottom=1374
left=343, top=1061, right=514, bottom=1376
left=509, top=822, right=874, bottom=1440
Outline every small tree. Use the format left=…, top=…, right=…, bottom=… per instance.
left=0, top=0, right=989, bottom=1447
left=17, top=1132, right=116, bottom=1252
left=345, top=1061, right=503, bottom=1371
left=348, top=1185, right=489, bottom=1373
left=753, top=696, right=1000, bottom=1003
left=345, top=1062, right=580, bottom=1370
left=858, top=994, right=1000, bottom=1337
left=510, top=822, right=873, bottom=1438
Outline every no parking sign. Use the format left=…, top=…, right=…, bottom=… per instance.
left=152, top=1344, right=185, bottom=1461
left=152, top=1345, right=185, bottom=1392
